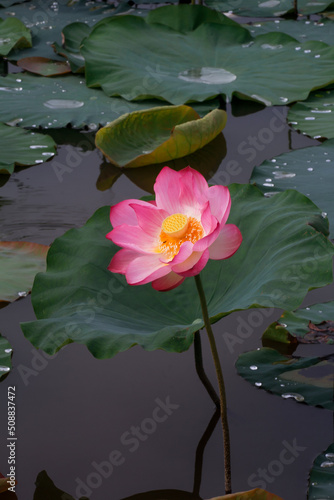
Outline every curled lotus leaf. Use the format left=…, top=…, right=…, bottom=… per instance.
left=95, top=105, right=227, bottom=168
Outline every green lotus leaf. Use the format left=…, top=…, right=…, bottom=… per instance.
left=247, top=18, right=334, bottom=45
left=0, top=123, right=56, bottom=175
left=52, top=21, right=90, bottom=73
left=1, top=0, right=119, bottom=61
left=0, top=241, right=49, bottom=307
left=0, top=74, right=219, bottom=129
left=95, top=106, right=227, bottom=168
left=236, top=347, right=334, bottom=410
left=81, top=8, right=334, bottom=106
left=308, top=444, right=334, bottom=499
left=288, top=88, right=334, bottom=139
left=20, top=185, right=334, bottom=359
left=206, top=0, right=334, bottom=17
left=250, top=139, right=334, bottom=238
left=0, top=17, right=31, bottom=56
left=263, top=301, right=334, bottom=345
left=17, top=57, right=71, bottom=76
left=207, top=489, right=283, bottom=500
left=0, top=334, right=12, bottom=380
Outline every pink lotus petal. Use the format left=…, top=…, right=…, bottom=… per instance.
left=174, top=249, right=210, bottom=277
left=108, top=224, right=157, bottom=253
left=209, top=224, right=243, bottom=260
left=207, top=185, right=231, bottom=225
left=193, top=219, right=219, bottom=252
left=152, top=271, right=185, bottom=291
left=110, top=199, right=154, bottom=228
left=200, top=201, right=217, bottom=235
left=172, top=250, right=203, bottom=273
left=129, top=203, right=167, bottom=238
left=126, top=254, right=169, bottom=285
left=154, top=167, right=182, bottom=214
left=108, top=248, right=139, bottom=274
left=168, top=240, right=194, bottom=264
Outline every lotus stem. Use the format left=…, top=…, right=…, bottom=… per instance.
left=194, top=274, right=232, bottom=494
left=194, top=331, right=220, bottom=409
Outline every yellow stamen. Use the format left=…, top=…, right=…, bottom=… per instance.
left=162, top=213, right=189, bottom=239
left=158, top=213, right=204, bottom=260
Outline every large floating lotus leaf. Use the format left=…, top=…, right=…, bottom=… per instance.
left=95, top=106, right=227, bottom=168
left=263, top=301, right=334, bottom=345
left=17, top=57, right=71, bottom=76
left=250, top=139, right=334, bottom=238
left=206, top=0, right=334, bottom=17
left=207, top=490, right=283, bottom=500
left=248, top=19, right=334, bottom=45
left=308, top=444, right=334, bottom=499
left=0, top=0, right=27, bottom=6
left=0, top=17, right=31, bottom=56
left=288, top=88, right=334, bottom=139
left=81, top=12, right=334, bottom=106
left=0, top=74, right=219, bottom=129
left=0, top=123, right=56, bottom=175
left=236, top=347, right=334, bottom=410
left=0, top=334, right=12, bottom=380
left=20, top=185, right=334, bottom=359
left=1, top=0, right=121, bottom=61
left=0, top=241, right=49, bottom=307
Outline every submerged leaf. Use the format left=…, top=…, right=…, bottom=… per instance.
left=263, top=301, right=334, bottom=345
left=0, top=241, right=49, bottom=307
left=20, top=185, right=334, bottom=359
left=250, top=139, right=334, bottom=238
left=17, top=57, right=71, bottom=76
left=0, top=123, right=56, bottom=175
left=95, top=106, right=227, bottom=168
left=236, top=347, right=334, bottom=410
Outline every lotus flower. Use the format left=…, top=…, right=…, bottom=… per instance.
left=107, top=166, right=242, bottom=291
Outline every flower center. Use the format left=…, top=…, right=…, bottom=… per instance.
left=159, top=213, right=204, bottom=260
left=162, top=213, right=189, bottom=238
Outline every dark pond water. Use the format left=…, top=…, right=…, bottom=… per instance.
left=0, top=101, right=333, bottom=500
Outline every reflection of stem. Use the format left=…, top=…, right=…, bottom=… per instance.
left=193, top=409, right=220, bottom=496
left=293, top=0, right=298, bottom=17
left=194, top=331, right=220, bottom=409
left=195, top=274, right=231, bottom=495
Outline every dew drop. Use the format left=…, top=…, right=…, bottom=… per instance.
left=43, top=99, right=84, bottom=109
left=178, top=67, right=237, bottom=85
left=325, top=453, right=334, bottom=459
left=321, top=212, right=327, bottom=218
left=255, top=382, right=262, bottom=387
left=0, top=366, right=10, bottom=372
left=4, top=348, right=12, bottom=354
left=250, top=365, right=258, bottom=370
left=305, top=117, right=316, bottom=120
left=320, top=461, right=334, bottom=468
left=18, top=291, right=28, bottom=297
left=279, top=97, right=288, bottom=103
left=281, top=392, right=305, bottom=402
left=307, top=167, right=313, bottom=171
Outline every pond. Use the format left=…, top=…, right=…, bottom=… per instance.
left=0, top=2, right=334, bottom=500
